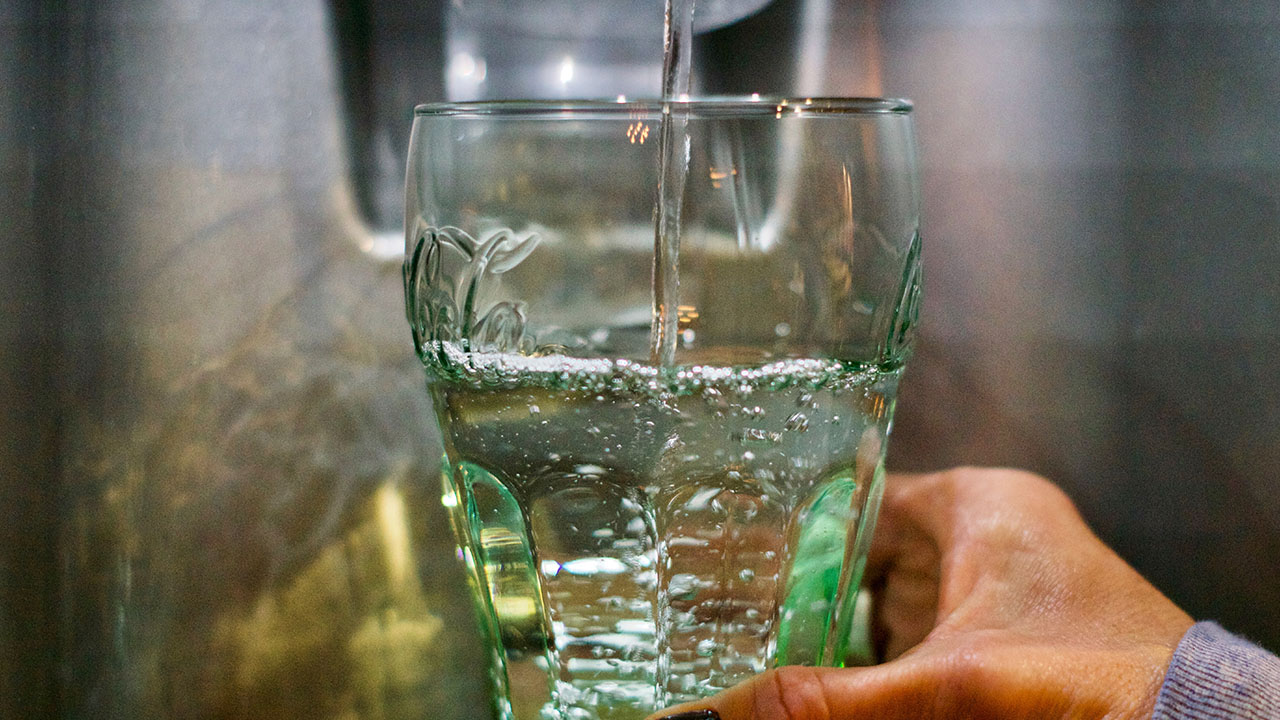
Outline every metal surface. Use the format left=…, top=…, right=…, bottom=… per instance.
left=879, top=2, right=1280, bottom=650
left=2, top=1, right=1278, bottom=718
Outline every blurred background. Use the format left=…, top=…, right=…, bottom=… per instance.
left=2, top=1, right=1278, bottom=718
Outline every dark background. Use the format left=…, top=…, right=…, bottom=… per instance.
left=3, top=1, right=1277, bottom=718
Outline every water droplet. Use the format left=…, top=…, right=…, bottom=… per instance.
left=696, top=639, right=717, bottom=657
left=739, top=568, right=756, bottom=582
left=774, top=322, right=791, bottom=337
left=528, top=404, right=541, bottom=415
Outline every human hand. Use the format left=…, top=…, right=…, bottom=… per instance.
left=650, top=467, right=1193, bottom=720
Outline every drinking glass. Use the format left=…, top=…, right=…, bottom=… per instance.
left=403, top=98, right=920, bottom=720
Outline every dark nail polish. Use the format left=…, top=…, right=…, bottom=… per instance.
left=657, top=711, right=720, bottom=720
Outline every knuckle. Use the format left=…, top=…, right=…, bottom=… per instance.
left=932, top=470, right=1079, bottom=563
left=948, top=467, right=1079, bottom=520
left=949, top=466, right=1047, bottom=492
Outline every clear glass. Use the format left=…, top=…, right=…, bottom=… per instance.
left=403, top=97, right=920, bottom=720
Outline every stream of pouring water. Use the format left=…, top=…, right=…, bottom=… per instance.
left=651, top=0, right=695, bottom=366
left=651, top=0, right=695, bottom=705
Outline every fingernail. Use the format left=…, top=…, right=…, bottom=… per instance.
left=656, top=711, right=720, bottom=720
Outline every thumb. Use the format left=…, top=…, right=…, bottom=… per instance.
left=646, top=661, right=940, bottom=720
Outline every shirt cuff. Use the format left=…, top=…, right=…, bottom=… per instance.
left=1152, top=621, right=1280, bottom=719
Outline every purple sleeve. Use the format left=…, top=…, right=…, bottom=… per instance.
left=1152, top=621, right=1280, bottom=719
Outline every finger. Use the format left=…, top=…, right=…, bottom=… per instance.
left=874, top=469, right=1085, bottom=577
left=862, top=471, right=933, bottom=581
left=646, top=661, right=943, bottom=720
left=861, top=469, right=1082, bottom=657
left=861, top=472, right=944, bottom=659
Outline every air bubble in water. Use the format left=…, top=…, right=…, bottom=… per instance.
left=668, top=573, right=699, bottom=600
left=624, top=644, right=647, bottom=661
left=739, top=428, right=782, bottom=445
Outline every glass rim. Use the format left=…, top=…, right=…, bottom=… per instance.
left=413, top=96, right=913, bottom=118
